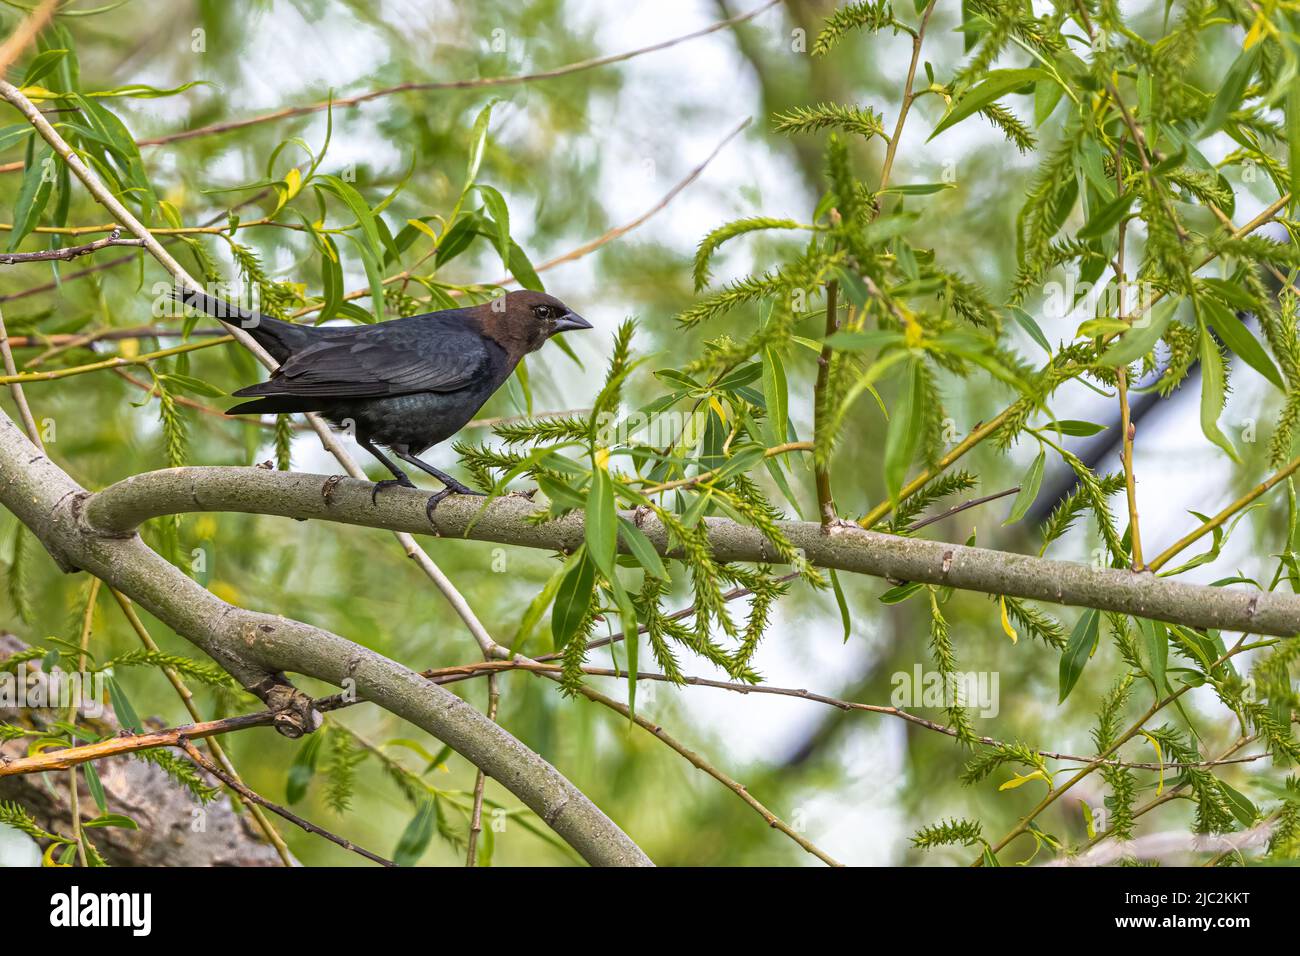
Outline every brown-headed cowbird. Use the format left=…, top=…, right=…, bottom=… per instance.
left=174, top=288, right=591, bottom=516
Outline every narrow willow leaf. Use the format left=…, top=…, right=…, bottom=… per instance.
left=1217, top=778, right=1259, bottom=827
left=829, top=568, right=851, bottom=641
left=761, top=345, right=788, bottom=448
left=393, top=799, right=436, bottom=866
left=1201, top=298, right=1284, bottom=392
left=1199, top=46, right=1258, bottom=136
left=82, top=763, right=106, bottom=814
left=508, top=240, right=545, bottom=292
left=878, top=182, right=957, bottom=195
left=1044, top=420, right=1107, bottom=437
left=1075, top=191, right=1137, bottom=240
left=1003, top=450, right=1045, bottom=526
left=1289, top=80, right=1300, bottom=213
left=1098, top=297, right=1179, bottom=366
left=551, top=548, right=595, bottom=648
left=1197, top=320, right=1242, bottom=463
left=999, top=596, right=1018, bottom=644
left=585, top=465, right=617, bottom=578
left=1058, top=608, right=1100, bottom=703
left=928, top=69, right=1046, bottom=141
left=616, top=516, right=667, bottom=580
left=104, top=676, right=142, bottom=733
left=1008, top=306, right=1051, bottom=354
left=476, top=182, right=511, bottom=267
left=83, top=813, right=138, bottom=830
left=286, top=731, right=324, bottom=805
left=8, top=144, right=53, bottom=252
left=1136, top=617, right=1168, bottom=692
left=883, top=359, right=923, bottom=502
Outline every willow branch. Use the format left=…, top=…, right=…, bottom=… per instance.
left=80, top=465, right=1300, bottom=637
left=0, top=226, right=144, bottom=264
left=0, top=414, right=651, bottom=867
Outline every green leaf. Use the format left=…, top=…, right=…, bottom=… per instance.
left=1044, top=419, right=1107, bottom=437
left=82, top=762, right=106, bottom=814
left=1217, top=779, right=1259, bottom=827
left=616, top=515, right=667, bottom=580
left=883, top=359, right=923, bottom=503
left=1201, top=298, right=1284, bottom=392
left=464, top=101, right=495, bottom=187
left=1003, top=450, right=1045, bottom=526
left=928, top=69, right=1046, bottom=141
left=1098, top=297, right=1179, bottom=366
left=512, top=560, right=569, bottom=653
left=286, top=732, right=323, bottom=805
left=1058, top=608, right=1100, bottom=703
left=1197, top=318, right=1242, bottom=463
left=824, top=329, right=906, bottom=351
left=551, top=548, right=595, bottom=648
left=104, top=675, right=142, bottom=733
left=829, top=568, right=852, bottom=641
left=585, top=465, right=617, bottom=577
left=82, top=813, right=138, bottom=830
left=1034, top=77, right=1065, bottom=125
left=393, top=798, right=436, bottom=866
left=315, top=175, right=388, bottom=321
left=8, top=144, right=53, bottom=252
left=1288, top=78, right=1300, bottom=213
left=22, top=49, right=68, bottom=87
left=761, top=345, right=789, bottom=448
left=1199, top=46, right=1258, bottom=137
left=507, top=240, right=545, bottom=292
left=476, top=182, right=511, bottom=268
left=1076, top=191, right=1137, bottom=240
left=1008, top=305, right=1051, bottom=354
left=1136, top=617, right=1168, bottom=692
left=878, top=182, right=957, bottom=195
left=879, top=581, right=924, bottom=604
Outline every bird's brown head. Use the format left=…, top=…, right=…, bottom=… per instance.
left=475, top=290, right=591, bottom=357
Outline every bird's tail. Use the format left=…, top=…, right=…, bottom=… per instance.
left=170, top=287, right=315, bottom=364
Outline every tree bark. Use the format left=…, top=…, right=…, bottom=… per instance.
left=0, top=412, right=652, bottom=867
left=81, top=463, right=1300, bottom=638
left=0, top=634, right=289, bottom=866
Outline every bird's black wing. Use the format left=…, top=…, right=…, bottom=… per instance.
left=232, top=316, right=493, bottom=400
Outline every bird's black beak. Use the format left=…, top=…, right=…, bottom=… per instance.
left=554, top=311, right=592, bottom=333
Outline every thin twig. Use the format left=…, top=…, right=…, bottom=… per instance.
left=465, top=672, right=498, bottom=867
left=813, top=279, right=839, bottom=525
left=179, top=740, right=394, bottom=867
left=1146, top=451, right=1300, bottom=572
left=904, top=486, right=1020, bottom=532
left=110, top=589, right=294, bottom=866
left=0, top=227, right=144, bottom=264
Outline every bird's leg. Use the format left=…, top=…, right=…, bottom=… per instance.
left=357, top=437, right=417, bottom=505
left=393, top=449, right=485, bottom=521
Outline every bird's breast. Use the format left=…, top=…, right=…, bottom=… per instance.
left=324, top=380, right=499, bottom=452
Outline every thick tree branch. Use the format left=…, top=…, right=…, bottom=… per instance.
left=79, top=464, right=1300, bottom=637
left=0, top=415, right=651, bottom=867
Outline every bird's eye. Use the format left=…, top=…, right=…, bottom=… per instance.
left=533, top=304, right=556, bottom=320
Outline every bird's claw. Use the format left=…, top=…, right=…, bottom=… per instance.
left=371, top=477, right=415, bottom=505
left=425, top=485, right=487, bottom=522
left=425, top=489, right=453, bottom=522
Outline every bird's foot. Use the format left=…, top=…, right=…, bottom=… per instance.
left=425, top=483, right=487, bottom=522
left=371, top=476, right=416, bottom=505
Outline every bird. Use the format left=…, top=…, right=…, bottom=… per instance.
left=173, top=287, right=592, bottom=517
